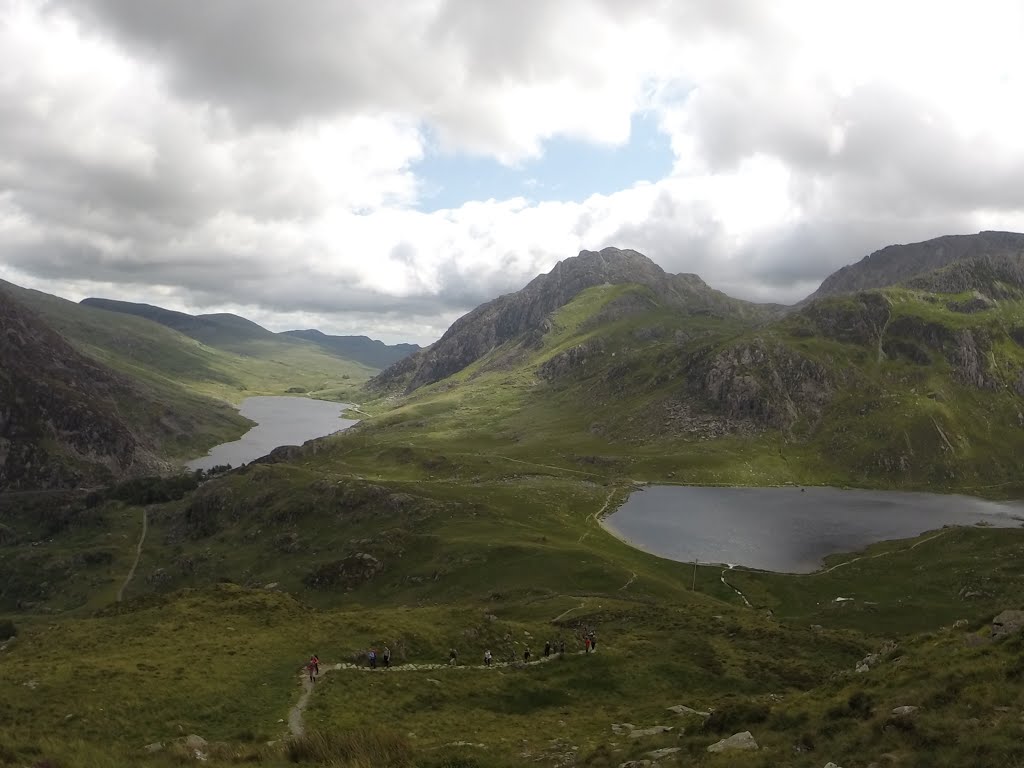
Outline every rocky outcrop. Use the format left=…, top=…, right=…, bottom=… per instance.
left=991, top=610, right=1024, bottom=639
left=691, top=339, right=833, bottom=431
left=707, top=731, right=759, bottom=752
left=807, top=231, right=1024, bottom=301
left=0, top=288, right=164, bottom=489
left=370, top=248, right=773, bottom=393
left=537, top=338, right=608, bottom=381
left=800, top=292, right=891, bottom=345
left=303, top=552, right=383, bottom=590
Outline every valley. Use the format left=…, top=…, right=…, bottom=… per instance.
left=3, top=233, right=1024, bottom=767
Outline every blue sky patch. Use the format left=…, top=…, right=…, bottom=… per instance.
left=414, top=112, right=674, bottom=211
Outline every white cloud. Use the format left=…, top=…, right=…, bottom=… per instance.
left=0, top=0, right=1022, bottom=345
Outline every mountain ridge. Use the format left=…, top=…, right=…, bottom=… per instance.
left=370, top=246, right=781, bottom=393
left=806, top=230, right=1024, bottom=301
left=280, top=329, right=420, bottom=369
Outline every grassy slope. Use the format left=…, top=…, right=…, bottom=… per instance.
left=4, top=282, right=1024, bottom=766
left=2, top=283, right=376, bottom=459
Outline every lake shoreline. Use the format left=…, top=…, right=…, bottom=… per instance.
left=601, top=484, right=1024, bottom=574
left=185, top=395, right=359, bottom=471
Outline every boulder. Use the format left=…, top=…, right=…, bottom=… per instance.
left=992, top=610, right=1024, bottom=639
left=667, top=704, right=710, bottom=717
left=646, top=747, right=682, bottom=759
left=891, top=706, right=919, bottom=717
left=618, top=761, right=652, bottom=768
left=630, top=726, right=672, bottom=737
left=184, top=735, right=207, bottom=750
left=707, top=731, right=759, bottom=753
left=143, top=742, right=164, bottom=753
left=824, top=763, right=843, bottom=768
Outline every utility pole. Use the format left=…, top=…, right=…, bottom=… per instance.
left=691, top=558, right=698, bottom=590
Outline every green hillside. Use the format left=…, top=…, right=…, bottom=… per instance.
left=4, top=282, right=376, bottom=405
left=4, top=244, right=1024, bottom=766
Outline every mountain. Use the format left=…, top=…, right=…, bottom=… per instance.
left=0, top=280, right=373, bottom=470
left=280, top=329, right=420, bottom=369
left=0, top=288, right=165, bottom=489
left=360, top=235, right=1024, bottom=490
left=806, top=230, right=1024, bottom=301
left=371, top=246, right=781, bottom=393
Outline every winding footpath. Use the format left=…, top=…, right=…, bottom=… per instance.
left=116, top=508, right=147, bottom=603
left=287, top=651, right=585, bottom=738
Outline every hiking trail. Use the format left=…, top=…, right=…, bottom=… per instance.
left=117, top=508, right=147, bottom=603
left=286, top=650, right=592, bottom=738
left=579, top=486, right=621, bottom=543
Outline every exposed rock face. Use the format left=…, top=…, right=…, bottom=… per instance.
left=807, top=231, right=1024, bottom=301
left=991, top=610, right=1024, bottom=639
left=303, top=552, right=383, bottom=590
left=0, top=288, right=163, bottom=489
left=707, top=731, right=759, bottom=753
left=371, top=248, right=774, bottom=393
left=691, top=339, right=833, bottom=430
left=537, top=338, right=608, bottom=381
left=800, top=292, right=892, bottom=345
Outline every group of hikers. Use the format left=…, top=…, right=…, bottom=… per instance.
left=304, top=628, right=598, bottom=680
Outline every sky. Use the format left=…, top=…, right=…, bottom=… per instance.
left=1, top=1, right=1023, bottom=345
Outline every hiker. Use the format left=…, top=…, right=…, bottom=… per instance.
left=523, top=647, right=531, bottom=663
left=383, top=646, right=391, bottom=668
left=306, top=658, right=316, bottom=683
left=484, top=649, right=492, bottom=667
left=311, top=654, right=320, bottom=677
left=369, top=648, right=377, bottom=669
left=584, top=636, right=591, bottom=654
left=544, top=641, right=551, bottom=658
left=589, top=631, right=597, bottom=652
left=449, top=648, right=458, bottom=666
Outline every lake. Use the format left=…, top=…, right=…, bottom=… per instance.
left=602, top=485, right=1024, bottom=573
left=185, top=396, right=358, bottom=471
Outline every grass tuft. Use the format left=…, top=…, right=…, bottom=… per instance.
left=286, top=728, right=413, bottom=767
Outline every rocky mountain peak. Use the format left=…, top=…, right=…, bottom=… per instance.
left=807, top=230, right=1024, bottom=301
left=370, top=247, right=762, bottom=393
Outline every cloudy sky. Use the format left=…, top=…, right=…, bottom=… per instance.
left=2, top=0, right=1023, bottom=344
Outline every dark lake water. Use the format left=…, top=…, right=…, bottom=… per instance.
left=186, top=396, right=358, bottom=471
left=603, top=485, right=1024, bottom=573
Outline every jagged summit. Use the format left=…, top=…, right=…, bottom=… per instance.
left=370, top=246, right=771, bottom=393
left=807, top=230, right=1024, bottom=301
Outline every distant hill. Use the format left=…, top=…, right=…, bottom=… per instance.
left=370, top=246, right=781, bottom=393
left=281, top=329, right=419, bottom=369
left=805, top=230, right=1024, bottom=302
left=80, top=298, right=279, bottom=353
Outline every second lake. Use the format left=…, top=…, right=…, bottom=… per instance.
left=602, top=485, right=1024, bottom=573
left=186, top=396, right=358, bottom=471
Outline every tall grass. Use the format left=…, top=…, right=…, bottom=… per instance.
left=286, top=728, right=413, bottom=767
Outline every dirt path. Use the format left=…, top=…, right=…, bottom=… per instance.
left=618, top=571, right=637, bottom=591
left=287, top=651, right=586, bottom=737
left=809, top=528, right=953, bottom=576
left=579, top=486, right=621, bottom=543
left=116, top=508, right=147, bottom=603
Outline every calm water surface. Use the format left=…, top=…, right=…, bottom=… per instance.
left=603, top=485, right=1024, bottom=573
left=186, top=396, right=357, bottom=471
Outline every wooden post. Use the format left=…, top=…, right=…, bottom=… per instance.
left=691, top=558, right=698, bottom=590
